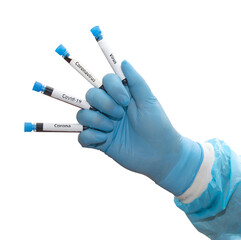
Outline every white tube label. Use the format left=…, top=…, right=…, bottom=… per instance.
left=43, top=123, right=84, bottom=132
left=51, top=89, right=91, bottom=109
left=70, top=58, right=102, bottom=88
left=98, top=39, right=125, bottom=80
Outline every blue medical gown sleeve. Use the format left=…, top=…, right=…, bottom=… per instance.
left=174, top=139, right=241, bottom=240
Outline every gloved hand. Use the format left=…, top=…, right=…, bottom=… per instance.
left=76, top=60, right=203, bottom=196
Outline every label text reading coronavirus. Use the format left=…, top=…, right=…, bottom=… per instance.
left=75, top=62, right=96, bottom=82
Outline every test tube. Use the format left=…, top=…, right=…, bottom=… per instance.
left=32, top=81, right=95, bottom=110
left=55, top=44, right=104, bottom=90
left=90, top=26, right=127, bottom=86
left=24, top=122, right=87, bottom=132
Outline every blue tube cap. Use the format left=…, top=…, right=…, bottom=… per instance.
left=55, top=44, right=70, bottom=57
left=24, top=122, right=35, bottom=132
left=33, top=81, right=44, bottom=92
left=91, top=26, right=103, bottom=40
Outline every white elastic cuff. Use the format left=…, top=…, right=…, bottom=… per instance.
left=176, top=142, right=215, bottom=204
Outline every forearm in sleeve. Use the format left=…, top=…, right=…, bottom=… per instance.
left=174, top=139, right=241, bottom=240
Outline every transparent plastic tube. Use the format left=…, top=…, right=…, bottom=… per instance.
left=32, top=81, right=95, bottom=110
left=24, top=122, right=87, bottom=132
left=90, top=26, right=127, bottom=86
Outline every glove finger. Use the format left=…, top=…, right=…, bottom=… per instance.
left=121, top=60, right=156, bottom=107
left=86, top=88, right=124, bottom=119
left=102, top=73, right=130, bottom=107
left=78, top=128, right=108, bottom=147
left=76, top=109, right=113, bottom=132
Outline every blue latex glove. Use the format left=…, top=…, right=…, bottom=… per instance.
left=76, top=60, right=203, bottom=196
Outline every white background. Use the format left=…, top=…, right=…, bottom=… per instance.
left=0, top=1, right=241, bottom=239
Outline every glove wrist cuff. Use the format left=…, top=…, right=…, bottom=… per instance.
left=157, top=138, right=204, bottom=196
left=176, top=142, right=215, bottom=203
